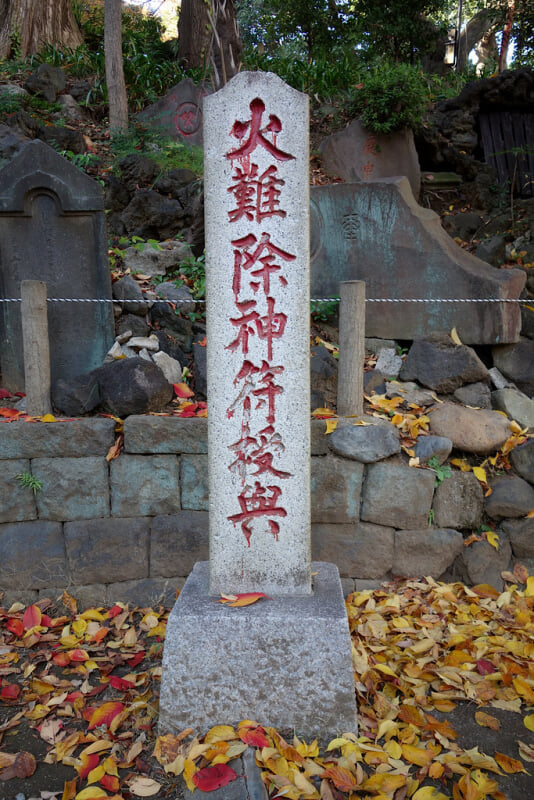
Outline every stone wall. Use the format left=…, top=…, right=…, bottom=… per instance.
left=0, top=416, right=526, bottom=608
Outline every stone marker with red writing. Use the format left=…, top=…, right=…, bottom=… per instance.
left=159, top=72, right=357, bottom=740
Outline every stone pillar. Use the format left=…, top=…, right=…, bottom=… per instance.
left=159, top=72, right=357, bottom=741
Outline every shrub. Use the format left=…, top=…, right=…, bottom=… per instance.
left=350, top=62, right=429, bottom=134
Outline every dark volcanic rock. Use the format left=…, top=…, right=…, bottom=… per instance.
left=399, top=334, right=489, bottom=393
left=25, top=63, right=66, bottom=102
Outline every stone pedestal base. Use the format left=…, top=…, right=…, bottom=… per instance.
left=159, top=561, right=357, bottom=740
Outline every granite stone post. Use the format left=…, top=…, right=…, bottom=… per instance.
left=159, top=72, right=357, bottom=740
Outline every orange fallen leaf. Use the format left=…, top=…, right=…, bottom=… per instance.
left=218, top=592, right=269, bottom=607
left=173, top=382, right=194, bottom=398
left=494, top=752, right=528, bottom=774
left=85, top=702, right=124, bottom=730
left=475, top=711, right=500, bottom=731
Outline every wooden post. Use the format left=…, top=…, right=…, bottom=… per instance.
left=337, top=280, right=365, bottom=417
left=21, top=280, right=52, bottom=416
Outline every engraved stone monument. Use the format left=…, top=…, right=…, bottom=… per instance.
left=0, top=140, right=114, bottom=391
left=136, top=78, right=208, bottom=146
left=159, top=72, right=357, bottom=739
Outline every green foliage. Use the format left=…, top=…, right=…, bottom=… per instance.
left=310, top=298, right=339, bottom=323
left=59, top=149, right=100, bottom=171
left=108, top=235, right=161, bottom=269
left=110, top=125, right=204, bottom=177
left=350, top=62, right=430, bottom=134
left=16, top=472, right=43, bottom=495
left=427, top=456, right=452, bottom=487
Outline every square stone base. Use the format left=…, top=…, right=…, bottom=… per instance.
left=159, top=561, right=357, bottom=741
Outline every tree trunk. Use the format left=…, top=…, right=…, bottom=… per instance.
left=498, top=0, right=515, bottom=72
left=105, top=0, right=128, bottom=134
left=177, top=0, right=241, bottom=89
left=0, top=0, right=82, bottom=60
left=457, top=8, right=499, bottom=71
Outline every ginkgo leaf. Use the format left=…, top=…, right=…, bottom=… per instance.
left=485, top=530, right=500, bottom=550
left=472, top=466, right=487, bottom=483
left=325, top=418, right=338, bottom=434
left=524, top=714, right=534, bottom=732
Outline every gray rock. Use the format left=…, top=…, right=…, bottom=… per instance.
left=510, top=439, right=534, bottom=484
left=374, top=347, right=403, bottom=379
left=105, top=175, right=130, bottom=211
left=501, top=517, right=534, bottom=558
left=363, top=369, right=386, bottom=396
left=429, top=402, right=511, bottom=454
left=150, top=511, right=209, bottom=578
left=118, top=153, right=159, bottom=192
left=120, top=189, right=185, bottom=240
left=475, top=234, right=506, bottom=266
left=394, top=529, right=464, bottom=577
left=149, top=302, right=193, bottom=349
left=0, top=123, right=28, bottom=166
left=488, top=366, right=516, bottom=389
left=399, top=334, right=489, bottom=393
left=57, top=94, right=85, bottom=121
left=413, top=435, right=452, bottom=465
left=152, top=350, right=182, bottom=384
left=193, top=339, right=207, bottom=397
left=154, top=168, right=197, bottom=196
left=53, top=357, right=173, bottom=417
left=65, top=518, right=149, bottom=584
left=24, top=63, right=66, bottom=101
left=123, top=239, right=192, bottom=278
left=361, top=461, right=435, bottom=528
left=154, top=330, right=187, bottom=365
left=38, top=124, right=86, bottom=154
left=442, top=210, right=482, bottom=241
left=0, top=521, right=67, bottom=590
left=485, top=475, right=534, bottom=520
left=0, top=418, right=115, bottom=458
left=491, top=388, right=534, bottom=429
left=385, top=380, right=436, bottom=406
left=116, top=313, right=150, bottom=338
left=0, top=82, right=29, bottom=98
left=128, top=335, right=159, bottom=350
left=453, top=381, right=491, bottom=408
left=459, top=535, right=512, bottom=590
left=312, top=521, right=392, bottom=580
left=124, top=415, right=207, bottom=454
left=112, top=275, right=148, bottom=315
left=365, top=337, right=398, bottom=355
left=0, top=459, right=37, bottom=523
left=311, top=456, right=364, bottom=523
left=110, top=454, right=180, bottom=517
left=155, top=281, right=195, bottom=313
left=328, top=419, right=400, bottom=463
left=433, top=471, right=484, bottom=529
left=310, top=345, right=337, bottom=409
left=492, top=339, right=534, bottom=397
left=180, top=454, right=208, bottom=510
left=32, top=457, right=109, bottom=521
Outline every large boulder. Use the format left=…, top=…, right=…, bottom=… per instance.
left=399, top=334, right=489, bottom=393
left=429, top=403, right=511, bottom=454
left=24, top=63, right=66, bottom=102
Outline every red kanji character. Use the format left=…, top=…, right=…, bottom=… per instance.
left=231, top=232, right=293, bottom=299
left=255, top=296, right=287, bottom=361
left=226, top=300, right=259, bottom=356
left=228, top=481, right=287, bottom=545
left=362, top=134, right=379, bottom=156
left=227, top=297, right=286, bottom=360
left=228, top=423, right=289, bottom=482
left=226, top=97, right=295, bottom=163
left=227, top=360, right=284, bottom=425
left=228, top=163, right=286, bottom=223
left=362, top=161, right=375, bottom=179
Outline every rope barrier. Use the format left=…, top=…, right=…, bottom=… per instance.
left=0, top=297, right=530, bottom=305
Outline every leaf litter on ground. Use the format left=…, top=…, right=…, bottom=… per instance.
left=1, top=572, right=533, bottom=799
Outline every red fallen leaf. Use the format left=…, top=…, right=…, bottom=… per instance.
left=219, top=592, right=268, bottom=608
left=195, top=337, right=207, bottom=346
left=178, top=409, right=197, bottom=417
left=13, top=392, right=25, bottom=398
left=173, top=382, right=194, bottom=398
left=476, top=659, right=497, bottom=675
left=1, top=683, right=21, bottom=699
left=23, top=604, right=42, bottom=629
left=238, top=725, right=270, bottom=748
left=41, top=614, right=52, bottom=627
left=53, top=652, right=71, bottom=667
left=192, top=764, right=237, bottom=791
left=6, top=618, right=24, bottom=637
left=69, top=648, right=90, bottom=662
left=0, top=389, right=12, bottom=399
left=66, top=691, right=83, bottom=702
left=125, top=651, right=145, bottom=668
left=100, top=774, right=120, bottom=792
left=108, top=604, right=123, bottom=618
left=85, top=701, right=124, bottom=730
left=0, top=751, right=36, bottom=781
left=0, top=407, right=22, bottom=419
left=76, top=751, right=99, bottom=779
left=85, top=684, right=107, bottom=698
left=109, top=676, right=135, bottom=691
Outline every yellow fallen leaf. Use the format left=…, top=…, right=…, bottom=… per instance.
left=74, top=789, right=108, bottom=800
left=474, top=711, right=500, bottom=731
left=524, top=714, right=534, bottom=732
left=325, top=418, right=338, bottom=435
left=204, top=725, right=236, bottom=743
left=525, top=576, right=534, bottom=597
left=486, top=530, right=500, bottom=550
left=450, top=458, right=471, bottom=472
left=472, top=466, right=487, bottom=483
left=450, top=327, right=462, bottom=345
left=527, top=509, right=534, bottom=519
left=40, top=413, right=57, bottom=423
left=494, top=752, right=528, bottom=774
left=412, top=786, right=450, bottom=800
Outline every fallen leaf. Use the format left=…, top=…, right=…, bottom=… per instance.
left=450, top=327, right=462, bottom=345
left=524, top=714, right=534, bottom=732
left=219, top=592, right=268, bottom=607
left=173, top=382, right=194, bottom=398
left=474, top=711, right=500, bottom=731
left=494, top=752, right=528, bottom=774
left=0, top=751, right=36, bottom=781
left=85, top=702, right=124, bottom=730
left=192, top=763, right=237, bottom=791
left=127, top=776, right=162, bottom=796
left=23, top=604, right=42, bottom=629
